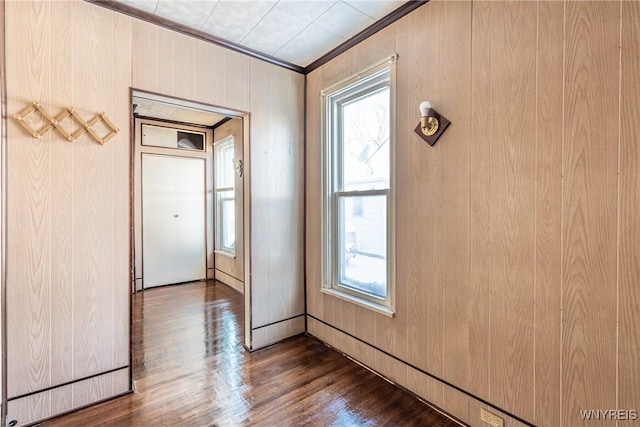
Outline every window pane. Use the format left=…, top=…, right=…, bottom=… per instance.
left=341, top=87, right=390, bottom=192
left=215, top=139, right=235, bottom=189
left=338, top=194, right=387, bottom=298
left=217, top=190, right=235, bottom=252
left=214, top=136, right=236, bottom=255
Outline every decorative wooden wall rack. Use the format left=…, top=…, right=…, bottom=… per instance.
left=13, top=101, right=119, bottom=145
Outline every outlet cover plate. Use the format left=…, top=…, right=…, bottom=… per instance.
left=480, top=408, right=505, bottom=427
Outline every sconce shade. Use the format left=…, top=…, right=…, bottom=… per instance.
left=414, top=107, right=450, bottom=146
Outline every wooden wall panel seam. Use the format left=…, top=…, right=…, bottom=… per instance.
left=559, top=1, right=566, bottom=424
left=615, top=0, right=622, bottom=416
left=0, top=0, right=7, bottom=419
left=619, top=0, right=640, bottom=419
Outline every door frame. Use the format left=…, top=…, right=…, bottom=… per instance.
left=133, top=119, right=214, bottom=291
left=128, top=88, right=253, bottom=361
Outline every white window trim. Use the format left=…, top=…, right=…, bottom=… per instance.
left=320, top=54, right=397, bottom=316
left=214, top=135, right=236, bottom=257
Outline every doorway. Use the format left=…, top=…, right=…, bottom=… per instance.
left=130, top=89, right=250, bottom=344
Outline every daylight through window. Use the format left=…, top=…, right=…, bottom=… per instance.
left=214, top=136, right=236, bottom=256
left=321, top=56, right=396, bottom=314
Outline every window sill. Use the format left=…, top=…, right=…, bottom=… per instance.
left=214, top=250, right=236, bottom=259
left=321, top=287, right=395, bottom=318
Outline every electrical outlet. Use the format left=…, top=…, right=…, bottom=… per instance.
left=480, top=408, right=504, bottom=427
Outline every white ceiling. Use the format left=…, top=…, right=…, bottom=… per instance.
left=133, top=92, right=231, bottom=126
left=116, top=0, right=407, bottom=67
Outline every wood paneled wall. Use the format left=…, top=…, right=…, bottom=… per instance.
left=3, top=0, right=305, bottom=424
left=248, top=59, right=306, bottom=349
left=4, top=2, right=131, bottom=425
left=305, top=1, right=640, bottom=426
left=130, top=18, right=305, bottom=351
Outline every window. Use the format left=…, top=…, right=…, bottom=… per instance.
left=214, top=136, right=236, bottom=256
left=321, top=55, right=396, bottom=315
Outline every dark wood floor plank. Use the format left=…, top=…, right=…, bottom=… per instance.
left=41, top=280, right=458, bottom=427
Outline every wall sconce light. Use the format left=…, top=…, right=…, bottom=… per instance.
left=413, top=101, right=450, bottom=146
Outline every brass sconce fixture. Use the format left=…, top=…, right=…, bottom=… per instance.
left=413, top=101, right=450, bottom=146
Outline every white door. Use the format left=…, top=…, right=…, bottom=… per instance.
left=142, top=154, right=206, bottom=288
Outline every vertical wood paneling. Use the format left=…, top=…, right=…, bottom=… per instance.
left=49, top=0, right=73, bottom=387
left=210, top=44, right=229, bottom=107
left=247, top=60, right=271, bottom=329
left=562, top=2, right=619, bottom=425
left=112, top=9, right=132, bottom=369
left=6, top=0, right=52, bottom=398
left=421, top=2, right=446, bottom=404
left=488, top=1, right=536, bottom=419
left=6, top=0, right=306, bottom=422
left=6, top=0, right=639, bottom=425
left=288, top=68, right=306, bottom=326
left=393, top=1, right=411, bottom=370
left=619, top=1, right=640, bottom=420
left=157, top=28, right=173, bottom=94
left=316, top=55, right=344, bottom=330
left=318, top=49, right=353, bottom=93
left=194, top=40, right=215, bottom=104
left=441, top=0, right=472, bottom=417
left=304, top=68, right=323, bottom=319
left=534, top=1, right=564, bottom=425
left=468, top=0, right=491, bottom=401
left=248, top=61, right=304, bottom=337
left=131, top=20, right=157, bottom=92
left=399, top=4, right=423, bottom=371
left=6, top=0, right=131, bottom=416
left=224, top=51, right=250, bottom=112
left=402, top=5, right=443, bottom=396
left=71, top=1, right=116, bottom=379
left=172, top=33, right=194, bottom=100
left=352, top=24, right=396, bottom=75
left=306, top=1, right=638, bottom=426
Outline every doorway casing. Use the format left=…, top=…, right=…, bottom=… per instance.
left=129, top=89, right=252, bottom=350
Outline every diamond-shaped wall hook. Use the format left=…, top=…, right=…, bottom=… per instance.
left=12, top=101, right=119, bottom=145
left=13, top=102, right=53, bottom=138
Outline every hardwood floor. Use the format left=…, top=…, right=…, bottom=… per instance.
left=41, top=280, right=459, bottom=427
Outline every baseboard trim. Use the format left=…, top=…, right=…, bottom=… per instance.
left=214, top=269, right=243, bottom=294
left=251, top=315, right=305, bottom=351
left=7, top=367, right=130, bottom=427
left=306, top=315, right=536, bottom=427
